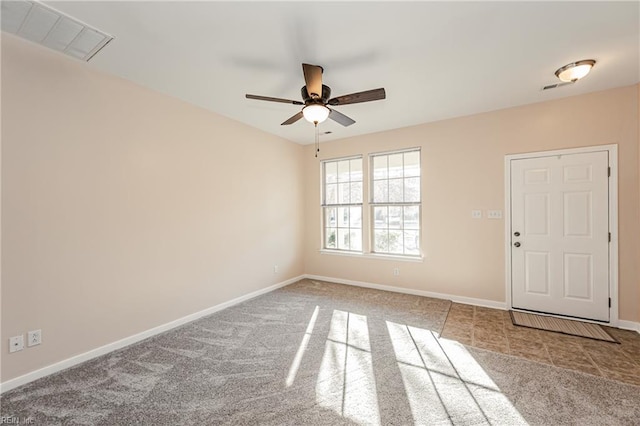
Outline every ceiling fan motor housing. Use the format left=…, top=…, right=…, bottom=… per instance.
left=301, top=85, right=331, bottom=104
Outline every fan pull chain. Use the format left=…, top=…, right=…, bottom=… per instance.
left=314, top=121, right=320, bottom=158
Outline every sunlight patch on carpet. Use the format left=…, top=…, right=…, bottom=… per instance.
left=286, top=306, right=320, bottom=387
left=316, top=310, right=380, bottom=425
left=387, top=321, right=528, bottom=425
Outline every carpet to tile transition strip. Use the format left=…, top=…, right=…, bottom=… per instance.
left=510, top=311, right=617, bottom=343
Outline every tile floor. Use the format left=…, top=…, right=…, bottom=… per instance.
left=440, top=303, right=640, bottom=387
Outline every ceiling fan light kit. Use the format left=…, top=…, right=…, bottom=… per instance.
left=555, top=59, right=596, bottom=82
left=302, top=104, right=330, bottom=124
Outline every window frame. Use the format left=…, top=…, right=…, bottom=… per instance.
left=321, top=155, right=364, bottom=253
left=369, top=148, right=422, bottom=257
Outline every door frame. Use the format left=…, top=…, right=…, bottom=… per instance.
left=504, top=144, right=618, bottom=325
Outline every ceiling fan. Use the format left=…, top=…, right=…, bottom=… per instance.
left=245, top=63, right=386, bottom=128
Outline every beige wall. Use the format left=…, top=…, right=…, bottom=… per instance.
left=304, top=85, right=640, bottom=323
left=1, top=36, right=305, bottom=382
left=2, top=34, right=639, bottom=385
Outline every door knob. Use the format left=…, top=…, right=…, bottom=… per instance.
left=514, top=232, right=520, bottom=237
left=514, top=242, right=521, bottom=247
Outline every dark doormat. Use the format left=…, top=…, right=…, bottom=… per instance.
left=510, top=310, right=618, bottom=343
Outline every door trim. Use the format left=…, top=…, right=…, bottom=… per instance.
left=504, top=144, right=618, bottom=325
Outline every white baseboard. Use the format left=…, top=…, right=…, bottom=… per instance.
left=3, top=273, right=636, bottom=394
left=0, top=275, right=304, bottom=395
left=617, top=320, right=640, bottom=334
left=307, top=274, right=640, bottom=334
left=303, top=274, right=640, bottom=333
left=304, top=274, right=507, bottom=310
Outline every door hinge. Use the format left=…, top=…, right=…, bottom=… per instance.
left=609, top=298, right=611, bottom=308
left=608, top=232, right=611, bottom=242
left=608, top=166, right=611, bottom=177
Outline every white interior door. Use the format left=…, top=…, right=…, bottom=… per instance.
left=510, top=151, right=610, bottom=322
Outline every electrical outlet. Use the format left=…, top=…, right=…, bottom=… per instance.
left=471, top=210, right=482, bottom=219
left=9, top=335, right=24, bottom=353
left=393, top=267, right=400, bottom=276
left=273, top=265, right=279, bottom=274
left=487, top=210, right=503, bottom=219
left=27, top=330, right=42, bottom=347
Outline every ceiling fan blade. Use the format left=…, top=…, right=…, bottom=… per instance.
left=281, top=111, right=304, bottom=125
left=246, top=94, right=303, bottom=105
left=302, top=63, right=323, bottom=99
left=328, top=88, right=386, bottom=106
left=328, top=108, right=356, bottom=127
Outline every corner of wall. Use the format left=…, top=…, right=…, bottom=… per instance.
left=1, top=35, right=306, bottom=384
left=637, top=82, right=640, bottom=323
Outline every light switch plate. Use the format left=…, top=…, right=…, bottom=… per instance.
left=471, top=210, right=482, bottom=219
left=487, top=210, right=503, bottom=219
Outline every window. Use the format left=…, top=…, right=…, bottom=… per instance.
left=370, top=149, right=421, bottom=256
left=322, top=157, right=363, bottom=251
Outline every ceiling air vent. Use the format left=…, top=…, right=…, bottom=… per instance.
left=1, top=0, right=113, bottom=61
left=542, top=81, right=574, bottom=91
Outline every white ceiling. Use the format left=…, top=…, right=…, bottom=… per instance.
left=38, top=1, right=640, bottom=144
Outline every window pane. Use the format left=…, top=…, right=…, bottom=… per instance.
left=388, top=206, right=402, bottom=229
left=389, top=178, right=403, bottom=203
left=338, top=182, right=350, bottom=204
left=373, top=180, right=388, bottom=203
left=374, top=230, right=388, bottom=252
left=338, top=228, right=350, bottom=250
left=326, top=183, right=337, bottom=204
left=388, top=154, right=403, bottom=178
left=404, top=177, right=420, bottom=202
left=367, top=150, right=421, bottom=256
left=373, top=156, right=388, bottom=180
left=373, top=206, right=388, bottom=229
left=326, top=228, right=337, bottom=249
left=325, top=207, right=337, bottom=227
left=337, top=207, right=349, bottom=227
left=350, top=229, right=362, bottom=251
left=404, top=151, right=420, bottom=177
left=325, top=162, right=337, bottom=183
left=350, top=159, right=363, bottom=182
left=323, top=156, right=363, bottom=253
left=350, top=182, right=362, bottom=204
left=338, top=160, right=350, bottom=182
left=389, top=230, right=403, bottom=254
left=404, top=206, right=419, bottom=230
left=404, top=230, right=420, bottom=255
left=350, top=207, right=362, bottom=228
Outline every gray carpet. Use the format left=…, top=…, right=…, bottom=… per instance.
left=1, top=279, right=638, bottom=425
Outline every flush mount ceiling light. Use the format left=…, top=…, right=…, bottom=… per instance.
left=302, top=104, right=330, bottom=124
left=555, top=59, right=596, bottom=82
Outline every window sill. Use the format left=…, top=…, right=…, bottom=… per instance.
left=319, top=249, right=424, bottom=263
